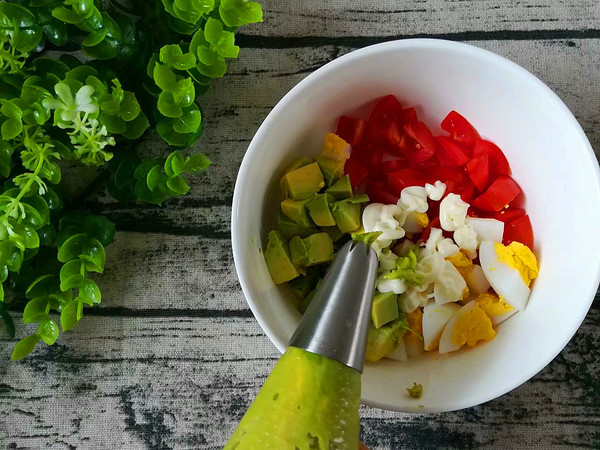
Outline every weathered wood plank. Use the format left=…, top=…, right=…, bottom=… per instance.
left=85, top=38, right=600, bottom=225
left=1, top=312, right=598, bottom=449
left=240, top=0, right=600, bottom=39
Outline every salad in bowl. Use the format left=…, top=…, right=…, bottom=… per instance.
left=263, top=95, right=539, bottom=364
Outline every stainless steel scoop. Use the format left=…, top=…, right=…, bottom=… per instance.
left=289, top=240, right=379, bottom=372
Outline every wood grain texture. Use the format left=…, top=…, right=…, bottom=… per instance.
left=2, top=0, right=600, bottom=448
left=1, top=311, right=599, bottom=449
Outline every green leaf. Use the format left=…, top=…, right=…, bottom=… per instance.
left=153, top=64, right=178, bottom=92
left=171, top=106, right=202, bottom=134
left=37, top=317, right=59, bottom=345
left=57, top=233, right=91, bottom=262
left=60, top=259, right=85, bottom=291
left=219, top=0, right=263, bottom=27
left=79, top=239, right=105, bottom=272
left=165, top=151, right=184, bottom=177
left=119, top=92, right=141, bottom=122
left=23, top=297, right=50, bottom=323
left=82, top=216, right=115, bottom=246
left=99, top=112, right=127, bottom=134
left=166, top=175, right=189, bottom=195
left=157, top=91, right=183, bottom=118
left=183, top=153, right=211, bottom=172
left=51, top=6, right=83, bottom=24
left=79, top=278, right=101, bottom=304
left=11, top=334, right=40, bottom=360
left=0, top=100, right=23, bottom=140
left=81, top=28, right=108, bottom=47
left=22, top=196, right=50, bottom=229
left=26, top=274, right=59, bottom=299
left=0, top=302, right=15, bottom=339
left=146, top=165, right=164, bottom=192
left=160, top=44, right=197, bottom=70
left=0, top=140, right=14, bottom=178
left=122, top=113, right=149, bottom=140
left=0, top=3, right=43, bottom=52
left=60, top=299, right=82, bottom=331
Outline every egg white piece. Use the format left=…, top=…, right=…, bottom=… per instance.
left=433, top=261, right=467, bottom=305
left=465, top=218, right=504, bottom=244
left=438, top=300, right=477, bottom=354
left=422, top=301, right=461, bottom=351
left=479, top=241, right=530, bottom=310
left=398, top=186, right=428, bottom=213
left=466, top=264, right=491, bottom=295
left=385, top=339, right=407, bottom=362
left=404, top=334, right=425, bottom=358
left=439, top=193, right=469, bottom=231
left=490, top=309, right=518, bottom=327
left=425, top=180, right=446, bottom=201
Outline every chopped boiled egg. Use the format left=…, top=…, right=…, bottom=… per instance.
left=439, top=300, right=496, bottom=354
left=398, top=285, right=430, bottom=313
left=385, top=339, right=407, bottom=361
left=424, top=228, right=459, bottom=258
left=465, top=218, right=504, bottom=245
left=403, top=211, right=429, bottom=234
left=398, top=186, right=429, bottom=213
left=404, top=308, right=425, bottom=358
left=433, top=260, right=467, bottom=305
left=425, top=180, right=446, bottom=201
left=439, top=193, right=469, bottom=231
left=453, top=224, right=478, bottom=255
left=422, top=301, right=461, bottom=351
left=479, top=240, right=538, bottom=310
left=476, top=292, right=516, bottom=326
left=376, top=275, right=407, bottom=295
left=322, top=133, right=351, bottom=160
left=446, top=251, right=491, bottom=295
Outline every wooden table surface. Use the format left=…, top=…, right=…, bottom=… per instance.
left=2, top=1, right=600, bottom=449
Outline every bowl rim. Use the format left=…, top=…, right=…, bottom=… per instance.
left=231, top=38, right=600, bottom=412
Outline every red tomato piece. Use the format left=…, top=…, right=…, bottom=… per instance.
left=404, top=121, right=436, bottom=164
left=364, top=96, right=404, bottom=151
left=466, top=153, right=490, bottom=191
left=344, top=158, right=369, bottom=189
left=470, top=176, right=522, bottom=212
left=381, top=158, right=409, bottom=174
left=473, top=140, right=511, bottom=176
left=504, top=214, right=534, bottom=249
left=492, top=207, right=526, bottom=223
left=399, top=107, right=417, bottom=124
left=386, top=167, right=430, bottom=195
left=366, top=181, right=399, bottom=204
left=336, top=116, right=366, bottom=146
left=440, top=111, right=481, bottom=151
left=435, top=136, right=469, bottom=166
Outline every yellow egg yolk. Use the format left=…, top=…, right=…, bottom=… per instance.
left=451, top=303, right=496, bottom=347
left=414, top=212, right=429, bottom=228
left=476, top=292, right=514, bottom=317
left=406, top=308, right=423, bottom=336
left=447, top=250, right=473, bottom=284
left=322, top=133, right=350, bottom=160
left=494, top=242, right=539, bottom=286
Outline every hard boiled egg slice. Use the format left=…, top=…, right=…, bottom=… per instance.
left=439, top=300, right=496, bottom=354
left=479, top=240, right=531, bottom=310
left=476, top=292, right=516, bottom=326
left=465, top=218, right=504, bottom=244
left=422, top=301, right=461, bottom=351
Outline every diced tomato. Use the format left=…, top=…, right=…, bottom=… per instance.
left=473, top=140, right=511, bottom=176
left=355, top=144, right=383, bottom=174
left=456, top=182, right=476, bottom=203
left=466, top=153, right=489, bottom=191
left=344, top=158, right=369, bottom=189
left=492, top=207, right=526, bottom=223
left=365, top=181, right=398, bottom=204
left=470, top=176, right=522, bottom=212
left=504, top=214, right=534, bottom=249
left=386, top=167, right=431, bottom=195
left=336, top=116, right=366, bottom=146
left=365, top=96, right=404, bottom=148
left=399, top=107, right=417, bottom=124
left=435, top=136, right=469, bottom=166
left=440, top=111, right=481, bottom=151
left=404, top=121, right=436, bottom=164
left=381, top=157, right=409, bottom=174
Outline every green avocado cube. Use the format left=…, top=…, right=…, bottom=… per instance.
left=307, top=193, right=336, bottom=227
left=281, top=162, right=325, bottom=200
left=325, top=175, right=353, bottom=200
left=287, top=269, right=322, bottom=301
left=371, top=292, right=399, bottom=328
left=316, top=155, right=345, bottom=187
left=278, top=214, right=314, bottom=239
left=332, top=201, right=361, bottom=233
left=281, top=198, right=313, bottom=228
left=304, top=232, right=334, bottom=266
left=365, top=315, right=408, bottom=362
left=280, top=157, right=315, bottom=193
left=297, top=279, right=322, bottom=314
left=289, top=235, right=309, bottom=267
left=321, top=226, right=345, bottom=243
left=264, top=231, right=300, bottom=284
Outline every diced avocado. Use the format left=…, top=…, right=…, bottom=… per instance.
left=287, top=269, right=322, bottom=301
left=365, top=315, right=408, bottom=362
left=303, top=232, right=334, bottom=266
left=280, top=157, right=314, bottom=193
left=281, top=198, right=313, bottom=228
left=278, top=214, right=314, bottom=239
left=289, top=235, right=309, bottom=267
left=307, top=193, right=336, bottom=227
left=281, top=162, right=325, bottom=200
left=371, top=292, right=399, bottom=328
left=325, top=174, right=353, bottom=200
left=331, top=201, right=361, bottom=233
left=321, top=226, right=345, bottom=243
left=316, top=155, right=345, bottom=187
left=297, top=279, right=322, bottom=313
left=264, top=231, right=300, bottom=284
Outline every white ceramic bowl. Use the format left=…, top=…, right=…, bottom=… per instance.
left=231, top=39, right=600, bottom=412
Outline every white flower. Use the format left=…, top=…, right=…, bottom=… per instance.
left=398, top=186, right=428, bottom=213
left=439, top=193, right=469, bottom=231
left=425, top=180, right=446, bottom=201
left=44, top=83, right=98, bottom=126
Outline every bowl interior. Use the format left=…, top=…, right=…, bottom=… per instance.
left=232, top=39, right=600, bottom=412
